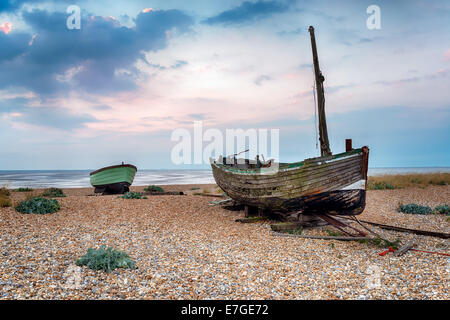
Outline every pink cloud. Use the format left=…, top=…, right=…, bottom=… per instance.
left=0, top=22, right=12, bottom=34
left=445, top=49, right=450, bottom=61
left=29, top=34, right=38, bottom=46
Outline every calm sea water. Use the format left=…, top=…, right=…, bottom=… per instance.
left=0, top=168, right=448, bottom=189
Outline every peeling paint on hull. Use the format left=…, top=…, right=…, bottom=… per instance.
left=211, top=147, right=369, bottom=216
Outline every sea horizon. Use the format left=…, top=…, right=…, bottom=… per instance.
left=0, top=167, right=449, bottom=188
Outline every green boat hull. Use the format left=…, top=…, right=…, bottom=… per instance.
left=90, top=164, right=137, bottom=194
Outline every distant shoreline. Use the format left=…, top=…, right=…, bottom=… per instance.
left=0, top=168, right=449, bottom=189
left=0, top=166, right=449, bottom=171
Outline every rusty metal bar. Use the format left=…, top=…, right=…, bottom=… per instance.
left=345, top=139, right=352, bottom=152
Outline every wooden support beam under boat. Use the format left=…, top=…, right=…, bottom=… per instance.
left=244, top=205, right=259, bottom=218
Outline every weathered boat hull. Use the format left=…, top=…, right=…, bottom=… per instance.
left=211, top=147, right=369, bottom=216
left=90, top=164, right=137, bottom=194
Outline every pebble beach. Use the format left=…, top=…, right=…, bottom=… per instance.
left=0, top=184, right=448, bottom=300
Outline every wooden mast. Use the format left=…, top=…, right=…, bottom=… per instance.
left=308, top=26, right=331, bottom=157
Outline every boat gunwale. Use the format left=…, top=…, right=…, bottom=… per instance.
left=89, top=164, right=137, bottom=176
left=211, top=148, right=363, bottom=175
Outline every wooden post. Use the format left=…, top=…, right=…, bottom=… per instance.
left=345, top=139, right=352, bottom=152
left=309, top=26, right=331, bottom=157
left=244, top=205, right=258, bottom=217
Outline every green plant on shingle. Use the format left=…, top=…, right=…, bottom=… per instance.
left=42, top=188, right=66, bottom=198
left=0, top=197, right=11, bottom=207
left=398, top=203, right=432, bottom=215
left=433, top=204, right=449, bottom=216
left=325, top=228, right=342, bottom=237
left=287, top=227, right=303, bottom=235
left=15, top=197, right=60, bottom=214
left=0, top=187, right=11, bottom=208
left=118, top=191, right=147, bottom=199
left=367, top=181, right=395, bottom=190
left=371, top=237, right=400, bottom=250
left=14, top=187, right=33, bottom=192
left=144, top=185, right=164, bottom=193
left=0, top=187, right=11, bottom=197
left=76, top=245, right=135, bottom=273
left=359, top=237, right=400, bottom=250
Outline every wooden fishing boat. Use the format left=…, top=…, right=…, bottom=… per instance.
left=90, top=163, right=137, bottom=194
left=211, top=26, right=369, bottom=219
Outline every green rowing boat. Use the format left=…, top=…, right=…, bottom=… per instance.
left=90, top=163, right=137, bottom=194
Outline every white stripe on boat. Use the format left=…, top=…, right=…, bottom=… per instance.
left=340, top=179, right=366, bottom=190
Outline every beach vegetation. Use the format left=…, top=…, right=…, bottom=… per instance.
left=398, top=203, right=432, bottom=215
left=372, top=237, right=400, bottom=250
left=367, top=181, right=395, bottom=190
left=118, top=191, right=147, bottom=199
left=367, top=173, right=449, bottom=189
left=433, top=204, right=449, bottom=216
left=144, top=185, right=164, bottom=193
left=76, top=245, right=135, bottom=273
left=358, top=237, right=400, bottom=250
left=0, top=197, right=11, bottom=208
left=42, top=188, right=66, bottom=198
left=287, top=227, right=303, bottom=235
left=14, top=187, right=34, bottom=192
left=325, top=228, right=342, bottom=237
left=0, top=187, right=11, bottom=197
left=15, top=197, right=60, bottom=214
left=0, top=187, right=11, bottom=207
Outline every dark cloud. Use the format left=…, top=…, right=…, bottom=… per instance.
left=0, top=9, right=193, bottom=94
left=202, top=1, right=290, bottom=25
left=0, top=32, right=29, bottom=61
left=0, top=0, right=73, bottom=13
left=0, top=98, right=97, bottom=130
left=0, top=0, right=29, bottom=12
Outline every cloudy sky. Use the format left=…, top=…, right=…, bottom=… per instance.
left=0, top=0, right=449, bottom=170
